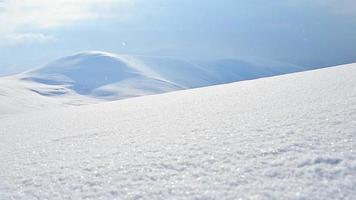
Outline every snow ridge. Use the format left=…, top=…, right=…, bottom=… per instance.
left=0, top=51, right=307, bottom=114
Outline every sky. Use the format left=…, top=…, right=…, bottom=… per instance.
left=0, top=0, right=356, bottom=75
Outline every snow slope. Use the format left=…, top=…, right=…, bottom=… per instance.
left=0, top=63, right=355, bottom=199
left=23, top=51, right=304, bottom=94
left=0, top=51, right=305, bottom=114
left=21, top=52, right=184, bottom=100
left=0, top=75, right=101, bottom=115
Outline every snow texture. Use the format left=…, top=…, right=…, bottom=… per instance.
left=0, top=63, right=355, bottom=199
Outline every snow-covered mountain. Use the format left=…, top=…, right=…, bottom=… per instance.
left=21, top=52, right=184, bottom=99
left=0, top=51, right=306, bottom=114
left=0, top=62, right=355, bottom=199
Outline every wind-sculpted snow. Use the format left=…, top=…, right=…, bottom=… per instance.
left=0, top=63, right=355, bottom=199
left=0, top=51, right=308, bottom=115
left=0, top=51, right=305, bottom=114
left=0, top=51, right=304, bottom=115
left=21, top=52, right=184, bottom=98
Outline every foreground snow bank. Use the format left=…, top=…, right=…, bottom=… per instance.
left=0, top=63, right=355, bottom=199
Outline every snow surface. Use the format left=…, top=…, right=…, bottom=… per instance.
left=0, top=51, right=305, bottom=115
left=0, top=63, right=355, bottom=199
left=0, top=75, right=100, bottom=115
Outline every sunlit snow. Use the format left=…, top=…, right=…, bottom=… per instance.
left=0, top=63, right=355, bottom=199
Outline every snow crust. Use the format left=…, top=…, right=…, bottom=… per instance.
left=0, top=63, right=355, bottom=199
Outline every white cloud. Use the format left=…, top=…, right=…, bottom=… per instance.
left=6, top=33, right=57, bottom=45
left=0, top=0, right=134, bottom=45
left=0, top=0, right=134, bottom=29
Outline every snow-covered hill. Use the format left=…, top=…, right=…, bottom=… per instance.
left=0, top=51, right=305, bottom=114
left=21, top=52, right=184, bottom=99
left=0, top=63, right=355, bottom=199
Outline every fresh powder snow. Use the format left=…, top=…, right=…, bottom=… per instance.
left=0, top=63, right=355, bottom=199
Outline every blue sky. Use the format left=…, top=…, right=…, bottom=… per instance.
left=0, top=0, right=356, bottom=75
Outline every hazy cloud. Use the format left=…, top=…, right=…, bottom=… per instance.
left=0, top=0, right=134, bottom=29
left=5, top=33, right=57, bottom=45
left=323, top=0, right=356, bottom=15
left=294, top=0, right=356, bottom=16
left=0, top=0, right=134, bottom=45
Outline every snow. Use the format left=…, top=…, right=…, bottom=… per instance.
left=21, top=51, right=184, bottom=99
left=0, top=51, right=306, bottom=115
left=0, top=63, right=355, bottom=199
left=0, top=75, right=100, bottom=115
